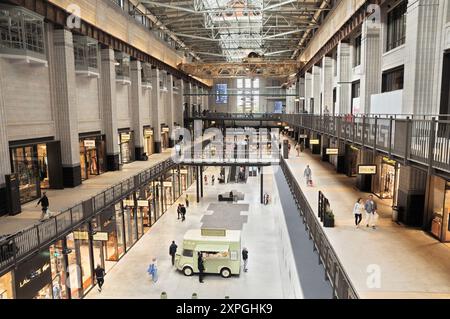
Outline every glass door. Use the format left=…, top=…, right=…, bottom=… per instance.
left=11, top=146, right=40, bottom=203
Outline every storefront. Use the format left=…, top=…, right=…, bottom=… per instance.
left=345, top=145, right=361, bottom=177
left=14, top=251, right=52, bottom=299
left=161, top=126, right=170, bottom=150
left=79, top=134, right=106, bottom=181
left=138, top=182, right=158, bottom=230
left=9, top=139, right=63, bottom=204
left=143, top=127, right=154, bottom=157
left=49, top=240, right=69, bottom=299
left=429, top=178, right=450, bottom=242
left=0, top=270, right=14, bottom=299
left=180, top=166, right=194, bottom=192
left=372, top=156, right=401, bottom=205
left=119, top=130, right=135, bottom=165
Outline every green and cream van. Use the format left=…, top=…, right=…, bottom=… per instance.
left=175, top=229, right=241, bottom=278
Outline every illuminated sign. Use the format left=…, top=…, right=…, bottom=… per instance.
left=162, top=127, right=170, bottom=133
left=137, top=200, right=149, bottom=207
left=299, top=134, right=308, bottom=139
left=93, top=232, right=109, bottom=241
left=310, top=139, right=320, bottom=145
left=120, top=133, right=131, bottom=142
left=83, top=140, right=96, bottom=148
left=382, top=157, right=397, bottom=166
left=144, top=129, right=153, bottom=137
left=73, top=231, right=89, bottom=240
left=122, top=199, right=134, bottom=207
left=326, top=148, right=339, bottom=155
left=358, top=165, right=377, bottom=175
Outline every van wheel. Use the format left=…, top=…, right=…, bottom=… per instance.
left=220, top=267, right=231, bottom=278
left=183, top=266, right=194, bottom=276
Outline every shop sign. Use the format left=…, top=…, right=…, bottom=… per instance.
left=201, top=228, right=226, bottom=237
left=83, top=140, right=96, bottom=148
left=299, top=134, right=308, bottom=139
left=93, top=232, right=109, bottom=241
left=162, top=127, right=170, bottom=133
left=382, top=157, right=396, bottom=166
left=73, top=231, right=89, bottom=240
left=358, top=165, right=377, bottom=175
left=180, top=169, right=188, bottom=174
left=310, top=139, right=320, bottom=145
left=144, top=129, right=153, bottom=137
left=14, top=251, right=52, bottom=299
left=123, top=199, right=134, bottom=207
left=163, top=181, right=173, bottom=187
left=121, top=133, right=131, bottom=142
left=326, top=148, right=339, bottom=155
left=137, top=200, right=149, bottom=207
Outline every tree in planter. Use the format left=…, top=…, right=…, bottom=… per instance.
left=324, top=208, right=335, bottom=228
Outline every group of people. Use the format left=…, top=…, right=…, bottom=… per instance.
left=353, top=195, right=378, bottom=229
left=177, top=204, right=187, bottom=221
left=204, top=175, right=216, bottom=185
left=294, top=141, right=305, bottom=156
left=263, top=193, right=270, bottom=205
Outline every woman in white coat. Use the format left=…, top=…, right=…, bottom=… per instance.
left=353, top=198, right=364, bottom=228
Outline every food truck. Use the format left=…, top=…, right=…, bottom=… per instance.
left=175, top=229, right=241, bottom=278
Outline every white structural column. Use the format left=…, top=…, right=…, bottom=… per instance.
left=336, top=41, right=352, bottom=114
left=130, top=60, right=145, bottom=160
left=311, top=65, right=321, bottom=114
left=304, top=71, right=312, bottom=113
left=52, top=29, right=81, bottom=187
left=151, top=68, right=162, bottom=153
left=0, top=62, right=11, bottom=205
left=360, top=19, right=382, bottom=114
left=321, top=56, right=333, bottom=113
left=404, top=0, right=440, bottom=114
left=187, top=82, right=193, bottom=116
left=298, top=77, right=305, bottom=113
left=178, top=79, right=185, bottom=126
left=100, top=47, right=120, bottom=170
left=168, top=74, right=175, bottom=146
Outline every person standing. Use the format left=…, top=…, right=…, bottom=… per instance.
left=177, top=204, right=182, bottom=220
left=304, top=165, right=312, bottom=186
left=36, top=192, right=49, bottom=220
left=169, top=241, right=178, bottom=266
left=185, top=194, right=189, bottom=207
left=204, top=175, right=208, bottom=185
left=365, top=195, right=378, bottom=229
left=197, top=252, right=205, bottom=283
left=181, top=204, right=187, bottom=222
left=242, top=248, right=249, bottom=272
left=295, top=143, right=301, bottom=157
left=94, top=264, right=105, bottom=292
left=147, top=258, right=158, bottom=283
left=212, top=175, right=215, bottom=186
left=353, top=198, right=364, bottom=228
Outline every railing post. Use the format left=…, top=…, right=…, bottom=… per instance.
left=388, top=116, right=393, bottom=156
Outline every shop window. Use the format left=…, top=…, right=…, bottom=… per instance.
left=382, top=66, right=404, bottom=93
left=353, top=34, right=362, bottom=67
left=0, top=5, right=46, bottom=60
left=351, top=81, right=360, bottom=99
left=183, top=249, right=193, bottom=257
left=0, top=271, right=13, bottom=299
left=49, top=241, right=68, bottom=299
left=386, top=1, right=407, bottom=52
left=73, top=36, right=99, bottom=76
left=141, top=63, right=152, bottom=88
left=73, top=224, right=93, bottom=294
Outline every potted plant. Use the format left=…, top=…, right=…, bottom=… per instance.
left=323, top=209, right=335, bottom=228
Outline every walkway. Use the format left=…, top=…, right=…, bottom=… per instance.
left=0, top=150, right=173, bottom=236
left=284, top=137, right=450, bottom=299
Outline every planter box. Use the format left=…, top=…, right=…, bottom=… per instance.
left=323, top=215, right=335, bottom=228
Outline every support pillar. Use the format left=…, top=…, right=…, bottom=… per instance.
left=131, top=60, right=145, bottom=160
left=101, top=47, right=120, bottom=171
left=305, top=71, right=312, bottom=113
left=200, top=166, right=204, bottom=198
left=312, top=65, right=321, bottom=115
left=196, top=166, right=200, bottom=203
left=152, top=68, right=162, bottom=153
left=337, top=41, right=352, bottom=114
left=321, top=56, right=333, bottom=114
left=168, top=74, right=175, bottom=147
left=260, top=166, right=264, bottom=204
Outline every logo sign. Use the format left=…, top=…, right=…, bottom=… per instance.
left=162, top=127, right=170, bottom=133
left=299, top=134, right=308, bottom=139
left=73, top=231, right=89, bottom=240
left=83, top=140, right=96, bottom=148
left=310, top=139, right=320, bottom=145
left=121, top=133, right=131, bottom=142
left=358, top=165, right=377, bottom=175
left=144, top=129, right=153, bottom=137
left=326, top=148, right=339, bottom=155
left=122, top=199, right=134, bottom=207
left=93, top=232, right=109, bottom=241
left=137, top=200, right=149, bottom=207
left=201, top=228, right=226, bottom=237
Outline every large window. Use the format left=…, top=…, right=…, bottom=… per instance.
left=386, top=1, right=407, bottom=52
left=237, top=78, right=260, bottom=113
left=73, top=36, right=98, bottom=71
left=382, top=66, right=404, bottom=92
left=354, top=34, right=362, bottom=67
left=215, top=83, right=228, bottom=104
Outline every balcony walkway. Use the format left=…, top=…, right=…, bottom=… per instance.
left=284, top=137, right=450, bottom=298
left=0, top=150, right=174, bottom=236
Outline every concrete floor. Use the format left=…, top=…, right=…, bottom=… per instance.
left=284, top=137, right=450, bottom=299
left=86, top=166, right=286, bottom=299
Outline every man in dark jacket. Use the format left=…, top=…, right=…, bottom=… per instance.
left=169, top=241, right=178, bottom=266
left=177, top=204, right=182, bottom=220
left=180, top=205, right=187, bottom=222
left=36, top=192, right=49, bottom=220
left=242, top=248, right=249, bottom=272
left=94, top=264, right=106, bottom=292
left=198, top=252, right=205, bottom=283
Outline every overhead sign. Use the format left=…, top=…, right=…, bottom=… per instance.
left=162, top=127, right=170, bottom=133
left=326, top=148, right=339, bottom=155
left=122, top=199, right=134, bottom=207
left=73, top=231, right=89, bottom=240
left=121, top=133, right=131, bottom=142
left=310, top=139, right=320, bottom=145
left=144, top=129, right=153, bottom=137
left=358, top=165, right=377, bottom=175
left=299, top=134, right=308, bottom=139
left=83, top=140, right=96, bottom=148
left=137, top=200, right=149, bottom=207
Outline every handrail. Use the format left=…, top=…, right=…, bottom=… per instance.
left=279, top=157, right=359, bottom=299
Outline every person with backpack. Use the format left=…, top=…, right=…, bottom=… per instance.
left=94, top=264, right=105, bottom=292
left=36, top=192, right=49, bottom=220
left=304, top=165, right=313, bottom=186
left=169, top=241, right=178, bottom=266
left=177, top=204, right=182, bottom=220
left=365, top=195, right=378, bottom=229
left=180, top=204, right=187, bottom=222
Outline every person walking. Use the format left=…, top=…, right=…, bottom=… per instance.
left=212, top=175, right=215, bottom=186
left=180, top=204, right=187, bottom=222
left=36, top=192, right=49, bottom=220
left=295, top=143, right=301, bottom=157
left=197, top=252, right=205, bottom=283
left=147, top=258, right=158, bottom=283
left=204, top=175, right=208, bottom=185
left=365, top=195, right=378, bottom=229
left=185, top=194, right=189, bottom=207
left=353, top=198, right=364, bottom=228
left=242, top=248, right=249, bottom=272
left=304, top=165, right=312, bottom=187
left=177, top=204, right=182, bottom=220
left=300, top=141, right=305, bottom=153
left=94, top=264, right=105, bottom=292
left=169, top=241, right=178, bottom=266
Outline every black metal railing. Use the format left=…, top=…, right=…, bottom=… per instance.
left=280, top=157, right=359, bottom=299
